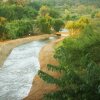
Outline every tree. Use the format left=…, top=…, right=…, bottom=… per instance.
left=63, top=9, right=71, bottom=21
left=65, top=17, right=90, bottom=35
left=78, top=16, right=90, bottom=27
left=65, top=21, right=77, bottom=35
left=0, top=17, right=7, bottom=25
left=95, top=12, right=100, bottom=18
left=36, top=14, right=52, bottom=33
left=49, top=9, right=60, bottom=18
left=52, top=19, right=64, bottom=32
left=38, top=32, right=100, bottom=100
left=0, top=17, right=7, bottom=40
left=7, top=0, right=30, bottom=5
left=39, top=5, right=49, bottom=17
left=0, top=4, right=36, bottom=21
left=28, top=0, right=41, bottom=10
left=5, top=19, right=34, bottom=39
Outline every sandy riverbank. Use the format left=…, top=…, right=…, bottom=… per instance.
left=24, top=38, right=64, bottom=100
left=0, top=34, right=54, bottom=67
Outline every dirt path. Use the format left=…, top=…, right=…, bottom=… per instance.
left=0, top=34, right=54, bottom=67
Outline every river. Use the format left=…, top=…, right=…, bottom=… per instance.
left=0, top=36, right=58, bottom=100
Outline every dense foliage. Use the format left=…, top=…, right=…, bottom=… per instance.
left=65, top=17, right=90, bottom=35
left=39, top=24, right=100, bottom=100
left=36, top=15, right=52, bottom=34
left=0, top=0, right=100, bottom=40
left=0, top=17, right=7, bottom=39
left=52, top=19, right=64, bottom=32
left=5, top=19, right=34, bottom=39
left=0, top=0, right=100, bottom=99
left=0, top=3, right=37, bottom=40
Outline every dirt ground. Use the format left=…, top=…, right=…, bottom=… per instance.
left=0, top=34, right=54, bottom=67
left=24, top=38, right=64, bottom=100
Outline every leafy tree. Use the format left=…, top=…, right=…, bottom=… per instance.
left=52, top=19, right=64, bottom=32
left=65, top=17, right=90, bottom=35
left=36, top=15, right=52, bottom=33
left=0, top=17, right=7, bottom=25
left=39, top=5, right=49, bottom=17
left=7, top=0, right=30, bottom=5
left=95, top=12, right=100, bottom=18
left=0, top=4, right=37, bottom=21
left=5, top=19, right=34, bottom=39
left=78, top=16, right=90, bottom=27
left=39, top=31, right=100, bottom=100
left=0, top=17, right=7, bottom=40
left=28, top=0, right=42, bottom=10
left=49, top=9, right=60, bottom=18
left=63, top=9, right=71, bottom=21
left=65, top=21, right=78, bottom=35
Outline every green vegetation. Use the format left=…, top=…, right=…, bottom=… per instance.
left=37, top=1, right=100, bottom=99
left=0, top=4, right=37, bottom=21
left=52, top=19, right=64, bottom=32
left=36, top=15, right=52, bottom=34
left=5, top=19, right=34, bottom=39
left=0, top=0, right=100, bottom=40
left=39, top=23, right=100, bottom=100
left=0, top=2, right=37, bottom=40
left=0, top=0, right=100, bottom=100
left=65, top=17, right=90, bottom=35
left=0, top=17, right=7, bottom=39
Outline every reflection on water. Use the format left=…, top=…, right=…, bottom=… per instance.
left=0, top=36, right=58, bottom=100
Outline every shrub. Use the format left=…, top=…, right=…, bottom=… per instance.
left=39, top=5, right=49, bottom=17
left=0, top=17, right=7, bottom=40
left=36, top=15, right=52, bottom=34
left=95, top=12, right=100, bottom=18
left=28, top=0, right=42, bottom=10
left=52, top=19, right=64, bottom=32
left=7, top=0, right=30, bottom=5
left=0, top=4, right=36, bottom=21
left=0, top=17, right=7, bottom=25
left=39, top=30, right=100, bottom=100
left=49, top=9, right=60, bottom=18
left=5, top=19, right=34, bottom=39
left=65, top=17, right=90, bottom=35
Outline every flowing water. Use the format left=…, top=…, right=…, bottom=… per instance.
left=0, top=36, right=58, bottom=100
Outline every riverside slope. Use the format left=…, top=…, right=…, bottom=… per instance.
left=0, top=34, right=54, bottom=68
left=24, top=38, right=64, bottom=100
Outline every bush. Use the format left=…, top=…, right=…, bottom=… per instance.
left=52, top=19, right=64, bottom=32
left=39, top=5, right=49, bottom=17
left=0, top=4, right=37, bottom=21
left=28, top=0, right=42, bottom=10
left=39, top=30, right=100, bottom=99
left=65, top=17, right=90, bottom=35
left=0, top=17, right=7, bottom=40
left=36, top=15, right=52, bottom=34
left=5, top=19, right=34, bottom=39
left=95, top=12, right=100, bottom=18
left=49, top=9, right=60, bottom=18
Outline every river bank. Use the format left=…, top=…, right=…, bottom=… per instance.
left=0, top=34, right=54, bottom=67
left=24, top=38, right=64, bottom=100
